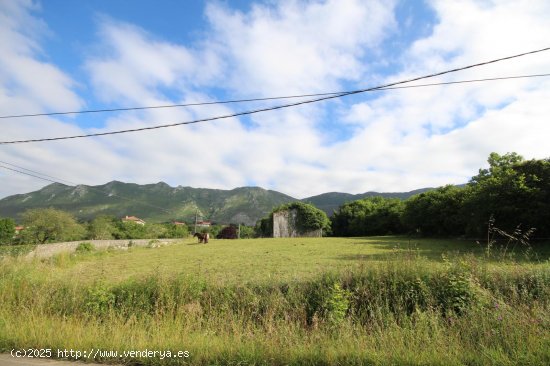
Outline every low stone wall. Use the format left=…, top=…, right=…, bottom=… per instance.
left=25, top=238, right=184, bottom=259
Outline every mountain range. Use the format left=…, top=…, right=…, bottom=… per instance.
left=0, top=181, right=433, bottom=225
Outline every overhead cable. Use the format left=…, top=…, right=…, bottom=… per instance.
left=1, top=73, right=549, bottom=120
left=1, top=46, right=549, bottom=145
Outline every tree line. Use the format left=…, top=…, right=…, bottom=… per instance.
left=0, top=212, right=190, bottom=245
left=332, top=153, right=550, bottom=238
left=0, top=210, right=258, bottom=245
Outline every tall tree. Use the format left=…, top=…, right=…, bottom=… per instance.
left=21, top=208, right=85, bottom=244
left=466, top=153, right=550, bottom=237
left=402, top=185, right=468, bottom=236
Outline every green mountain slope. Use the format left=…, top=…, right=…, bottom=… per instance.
left=0, top=181, right=296, bottom=225
left=0, top=181, right=445, bottom=224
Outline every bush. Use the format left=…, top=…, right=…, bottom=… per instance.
left=0, top=218, right=16, bottom=245
left=76, top=242, right=95, bottom=253
left=238, top=225, right=255, bottom=239
left=85, top=282, right=115, bottom=316
left=217, top=226, right=238, bottom=239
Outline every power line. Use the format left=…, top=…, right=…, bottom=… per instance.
left=0, top=164, right=60, bottom=185
left=1, top=46, right=549, bottom=145
left=0, top=161, right=174, bottom=214
left=371, top=73, right=550, bottom=90
left=0, top=160, right=77, bottom=185
left=0, top=92, right=344, bottom=119
left=2, top=72, right=549, bottom=120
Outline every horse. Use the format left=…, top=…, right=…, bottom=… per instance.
left=193, top=232, right=209, bottom=244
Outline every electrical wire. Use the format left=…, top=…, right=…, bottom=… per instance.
left=371, top=73, right=550, bottom=90
left=1, top=73, right=549, bottom=120
left=0, top=161, right=175, bottom=214
left=1, top=46, right=549, bottom=145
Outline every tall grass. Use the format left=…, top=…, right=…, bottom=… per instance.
left=1, top=247, right=548, bottom=365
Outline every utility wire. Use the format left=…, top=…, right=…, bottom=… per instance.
left=0, top=159, right=77, bottom=185
left=2, top=73, right=549, bottom=120
left=0, top=93, right=343, bottom=119
left=370, top=73, right=550, bottom=90
left=0, top=164, right=60, bottom=186
left=1, top=46, right=549, bottom=145
left=0, top=161, right=174, bottom=214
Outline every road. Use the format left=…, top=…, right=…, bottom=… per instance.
left=0, top=354, right=117, bottom=366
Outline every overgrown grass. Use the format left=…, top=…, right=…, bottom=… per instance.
left=0, top=244, right=36, bottom=257
left=0, top=237, right=549, bottom=365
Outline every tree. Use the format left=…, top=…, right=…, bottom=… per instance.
left=165, top=223, right=189, bottom=238
left=332, top=197, right=405, bottom=236
left=402, top=185, right=468, bottom=236
left=255, top=216, right=272, bottom=237
left=466, top=153, right=550, bottom=237
left=145, top=223, right=168, bottom=239
left=21, top=208, right=85, bottom=244
left=0, top=217, right=16, bottom=245
left=115, top=220, right=147, bottom=239
left=87, top=215, right=119, bottom=240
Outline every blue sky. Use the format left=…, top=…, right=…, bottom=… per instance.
left=1, top=0, right=549, bottom=199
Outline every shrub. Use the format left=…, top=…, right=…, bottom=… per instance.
left=217, top=226, right=238, bottom=239
left=305, top=274, right=351, bottom=325
left=0, top=217, right=16, bottom=245
left=85, top=282, right=115, bottom=316
left=76, top=242, right=95, bottom=253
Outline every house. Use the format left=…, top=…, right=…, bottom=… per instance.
left=172, top=221, right=186, bottom=226
left=122, top=215, right=145, bottom=225
left=196, top=220, right=211, bottom=227
left=13, top=226, right=24, bottom=239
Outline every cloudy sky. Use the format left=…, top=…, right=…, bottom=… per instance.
left=1, top=0, right=549, bottom=199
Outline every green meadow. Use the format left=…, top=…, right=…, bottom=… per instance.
left=1, top=237, right=549, bottom=365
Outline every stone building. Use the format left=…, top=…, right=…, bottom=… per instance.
left=272, top=209, right=323, bottom=238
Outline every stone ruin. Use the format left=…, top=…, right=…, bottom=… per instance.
left=272, top=209, right=323, bottom=238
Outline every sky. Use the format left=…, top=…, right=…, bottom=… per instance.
left=0, top=0, right=549, bottom=200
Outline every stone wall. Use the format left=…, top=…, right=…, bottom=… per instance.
left=25, top=238, right=183, bottom=259
left=272, top=209, right=322, bottom=238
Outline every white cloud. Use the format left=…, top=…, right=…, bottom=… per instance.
left=1, top=0, right=549, bottom=203
left=206, top=0, right=396, bottom=96
left=328, top=0, right=550, bottom=192
left=0, top=0, right=82, bottom=114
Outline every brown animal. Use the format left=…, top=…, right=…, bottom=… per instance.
left=193, top=232, right=209, bottom=244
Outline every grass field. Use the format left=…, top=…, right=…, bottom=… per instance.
left=40, top=237, right=487, bottom=285
left=1, top=236, right=549, bottom=365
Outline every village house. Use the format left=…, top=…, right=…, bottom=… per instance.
left=122, top=215, right=146, bottom=225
